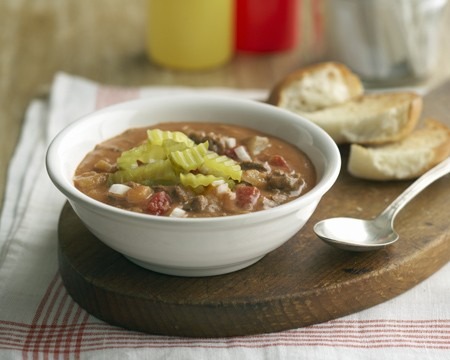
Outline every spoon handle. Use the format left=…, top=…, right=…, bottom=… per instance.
left=379, top=157, right=450, bottom=222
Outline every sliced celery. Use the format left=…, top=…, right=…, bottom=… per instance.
left=147, top=129, right=195, bottom=147
left=201, top=152, right=242, bottom=182
left=169, top=141, right=209, bottom=172
left=180, top=173, right=224, bottom=188
left=116, top=143, right=166, bottom=170
left=162, top=139, right=189, bottom=156
left=109, top=159, right=178, bottom=185
left=111, top=128, right=244, bottom=189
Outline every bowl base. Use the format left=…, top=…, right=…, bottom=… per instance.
left=125, top=255, right=265, bottom=277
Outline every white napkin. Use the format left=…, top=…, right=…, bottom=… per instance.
left=0, top=72, right=448, bottom=360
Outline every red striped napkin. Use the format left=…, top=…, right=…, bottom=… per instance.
left=0, top=72, right=448, bottom=359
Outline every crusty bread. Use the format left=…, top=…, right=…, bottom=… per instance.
left=347, top=118, right=450, bottom=180
left=268, top=62, right=364, bottom=112
left=268, top=62, right=422, bottom=145
left=302, top=92, right=423, bottom=145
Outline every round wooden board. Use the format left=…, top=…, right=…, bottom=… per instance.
left=58, top=84, right=450, bottom=338
left=58, top=152, right=450, bottom=338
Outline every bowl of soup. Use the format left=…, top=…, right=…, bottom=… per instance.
left=46, top=95, right=340, bottom=276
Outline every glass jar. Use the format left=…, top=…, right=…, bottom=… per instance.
left=325, top=0, right=449, bottom=85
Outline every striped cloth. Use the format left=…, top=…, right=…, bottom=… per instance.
left=0, top=72, right=448, bottom=360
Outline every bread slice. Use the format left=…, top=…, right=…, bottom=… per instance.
left=268, top=62, right=422, bottom=145
left=347, top=118, right=450, bottom=180
left=301, top=92, right=423, bottom=145
left=267, top=62, right=363, bottom=112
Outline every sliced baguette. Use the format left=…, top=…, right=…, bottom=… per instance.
left=302, top=92, right=423, bottom=145
left=347, top=118, right=450, bottom=180
left=267, top=62, right=364, bottom=112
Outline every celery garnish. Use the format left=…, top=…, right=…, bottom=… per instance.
left=180, top=173, right=225, bottom=188
left=162, top=139, right=189, bottom=156
left=117, top=143, right=166, bottom=170
left=169, top=141, right=209, bottom=171
left=110, top=159, right=178, bottom=185
left=201, top=152, right=242, bottom=181
left=147, top=129, right=195, bottom=147
left=111, top=128, right=243, bottom=188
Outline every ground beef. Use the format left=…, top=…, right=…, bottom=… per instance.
left=240, top=161, right=268, bottom=171
left=153, top=185, right=192, bottom=203
left=183, top=195, right=209, bottom=212
left=267, top=170, right=300, bottom=191
left=187, top=131, right=227, bottom=155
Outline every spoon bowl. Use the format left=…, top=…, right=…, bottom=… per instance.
left=314, top=157, right=450, bottom=251
left=314, top=217, right=399, bottom=251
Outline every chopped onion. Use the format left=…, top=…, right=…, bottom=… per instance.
left=215, top=183, right=230, bottom=194
left=170, top=207, right=187, bottom=218
left=211, top=179, right=226, bottom=187
left=225, top=137, right=237, bottom=148
left=262, top=197, right=277, bottom=209
left=248, top=136, right=269, bottom=155
left=108, top=183, right=131, bottom=198
left=234, top=145, right=252, bottom=162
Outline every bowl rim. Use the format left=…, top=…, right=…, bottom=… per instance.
left=46, top=94, right=341, bottom=224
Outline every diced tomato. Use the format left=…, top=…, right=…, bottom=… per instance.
left=146, top=191, right=171, bottom=216
left=236, top=185, right=260, bottom=210
left=268, top=155, right=289, bottom=169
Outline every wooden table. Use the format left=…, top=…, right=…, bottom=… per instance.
left=1, top=0, right=450, bottom=212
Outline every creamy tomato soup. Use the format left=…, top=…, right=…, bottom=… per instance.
left=74, top=122, right=316, bottom=217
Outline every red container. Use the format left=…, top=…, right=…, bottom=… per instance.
left=235, top=0, right=299, bottom=52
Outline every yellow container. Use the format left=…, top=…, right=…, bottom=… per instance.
left=147, top=0, right=234, bottom=71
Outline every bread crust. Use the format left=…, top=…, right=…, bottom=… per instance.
left=398, top=93, right=423, bottom=143
left=347, top=118, right=450, bottom=180
left=267, top=62, right=363, bottom=111
left=426, top=119, right=450, bottom=166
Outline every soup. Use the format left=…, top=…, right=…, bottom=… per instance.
left=74, top=122, right=316, bottom=217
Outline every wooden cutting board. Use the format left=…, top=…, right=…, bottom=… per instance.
left=58, top=81, right=450, bottom=338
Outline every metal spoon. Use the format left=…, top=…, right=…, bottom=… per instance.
left=314, top=157, right=450, bottom=251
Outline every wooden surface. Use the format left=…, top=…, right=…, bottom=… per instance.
left=1, top=0, right=450, bottom=213
left=58, top=82, right=450, bottom=338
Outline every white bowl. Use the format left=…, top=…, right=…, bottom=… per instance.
left=46, top=95, right=340, bottom=277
